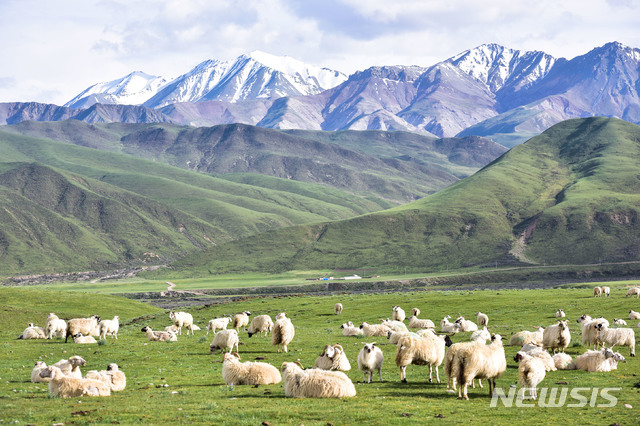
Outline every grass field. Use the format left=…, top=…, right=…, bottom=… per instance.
left=1, top=283, right=639, bottom=425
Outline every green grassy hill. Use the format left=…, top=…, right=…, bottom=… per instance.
left=164, top=117, right=640, bottom=275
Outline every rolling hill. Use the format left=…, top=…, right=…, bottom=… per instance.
left=163, top=117, right=640, bottom=275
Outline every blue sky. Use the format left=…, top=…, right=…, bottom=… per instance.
left=1, top=0, right=638, bottom=105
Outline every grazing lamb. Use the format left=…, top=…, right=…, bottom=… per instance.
left=476, top=312, right=489, bottom=327
left=99, top=316, right=119, bottom=339
left=209, top=329, right=239, bottom=354
left=281, top=362, right=356, bottom=398
left=18, top=323, right=46, bottom=339
left=455, top=316, right=478, bottom=332
left=65, top=315, right=101, bottom=343
left=441, top=316, right=461, bottom=334
left=452, top=334, right=507, bottom=400
left=272, top=314, right=295, bottom=353
left=601, top=286, right=610, bottom=297
left=595, top=323, right=635, bottom=356
left=222, top=352, right=281, bottom=386
left=359, top=321, right=391, bottom=337
left=46, top=313, right=67, bottom=339
left=31, top=361, right=50, bottom=383
left=613, top=318, right=627, bottom=325
left=169, top=311, right=194, bottom=335
left=395, top=331, right=452, bottom=383
left=232, top=311, right=252, bottom=331
left=593, top=286, right=602, bottom=297
left=626, top=287, right=640, bottom=298
left=73, top=333, right=97, bottom=344
left=542, top=320, right=571, bottom=353
left=314, top=344, right=351, bottom=371
left=575, top=348, right=616, bottom=372
left=509, top=327, right=545, bottom=347
left=334, top=303, right=343, bottom=315
left=141, top=326, right=177, bottom=342
left=408, top=316, right=435, bottom=330
left=39, top=366, right=110, bottom=397
left=552, top=352, right=576, bottom=370
left=247, top=315, right=274, bottom=338
left=381, top=319, right=409, bottom=332
left=555, top=309, right=566, bottom=318
left=206, top=317, right=232, bottom=335
left=85, top=364, right=127, bottom=391
left=53, top=356, right=86, bottom=379
left=392, top=306, right=406, bottom=322
left=629, top=310, right=640, bottom=320
left=514, top=351, right=548, bottom=400
left=340, top=321, right=364, bottom=337
left=358, top=343, right=384, bottom=383
left=411, top=308, right=421, bottom=317
left=577, top=315, right=609, bottom=349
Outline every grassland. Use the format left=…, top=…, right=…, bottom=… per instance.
left=1, top=283, right=639, bottom=425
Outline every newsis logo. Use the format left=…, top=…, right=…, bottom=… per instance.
left=490, top=387, right=621, bottom=408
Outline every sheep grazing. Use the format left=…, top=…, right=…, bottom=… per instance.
left=455, top=316, right=478, bottom=332
left=247, top=315, right=274, bottom=338
left=18, top=323, right=46, bottom=339
left=206, top=317, right=231, bottom=335
left=65, top=315, right=101, bottom=343
left=476, top=312, right=489, bottom=327
left=395, top=330, right=452, bottom=383
left=552, top=352, right=576, bottom=370
left=209, top=329, right=239, bottom=354
left=629, top=310, right=640, bottom=320
left=31, top=361, right=50, bottom=383
left=613, top=318, right=627, bottom=325
left=575, top=348, right=616, bottom=372
left=141, top=326, right=177, bottom=342
left=272, top=314, right=295, bottom=353
left=542, top=320, right=571, bottom=353
left=381, top=319, right=408, bottom=332
left=509, top=327, right=545, bottom=346
left=593, top=286, right=602, bottom=297
left=625, top=287, right=640, bottom=298
left=46, top=313, right=67, bottom=339
left=85, top=364, right=127, bottom=391
left=314, top=344, right=351, bottom=371
left=281, top=362, right=356, bottom=398
left=169, top=311, right=194, bottom=335
left=441, top=316, right=461, bottom=334
left=99, top=316, right=119, bottom=340
left=340, top=321, right=363, bottom=337
left=601, top=286, right=610, bottom=297
left=411, top=308, right=421, bottom=317
left=232, top=311, right=252, bottom=331
left=595, top=323, right=635, bottom=356
left=360, top=321, right=391, bottom=337
left=514, top=351, right=548, bottom=400
left=358, top=343, right=384, bottom=383
left=407, top=316, right=435, bottom=330
left=577, top=315, right=609, bottom=349
left=222, top=352, right=281, bottom=386
left=73, top=333, right=97, bottom=344
left=555, top=309, right=566, bottom=318
left=39, top=366, right=110, bottom=398
left=452, top=334, right=507, bottom=400
left=392, top=306, right=406, bottom=322
left=334, top=303, right=343, bottom=315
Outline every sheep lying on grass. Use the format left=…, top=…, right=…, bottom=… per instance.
left=407, top=316, right=435, bottom=330
left=281, top=362, right=356, bottom=398
left=31, top=361, right=49, bottom=383
left=85, top=364, right=126, bottom=391
left=247, top=315, right=274, bottom=338
left=18, top=323, right=46, bottom=339
left=272, top=314, right=295, bottom=353
left=613, top=318, right=627, bottom=325
left=382, top=319, right=408, bottom=332
left=552, top=352, right=576, bottom=370
left=334, top=303, right=343, bottom=315
left=542, top=320, right=571, bottom=353
left=575, top=348, right=616, bottom=372
left=455, top=316, right=478, bottom=332
left=39, top=366, right=110, bottom=398
left=629, top=310, right=640, bottom=320
left=595, top=323, right=635, bottom=356
left=206, top=317, right=232, bottom=335
left=555, top=309, right=566, bottom=318
left=387, top=330, right=426, bottom=345
left=141, top=326, right=177, bottom=342
left=359, top=321, right=391, bottom=337
left=358, top=343, right=384, bottom=383
left=99, top=316, right=119, bottom=339
left=210, top=329, right=239, bottom=354
left=340, top=321, right=363, bottom=337
left=222, top=352, right=281, bottom=386
left=451, top=334, right=506, bottom=400
left=73, top=333, right=97, bottom=344
left=314, top=344, right=351, bottom=371
left=46, top=313, right=67, bottom=339
left=53, top=356, right=86, bottom=379
left=396, top=330, right=452, bottom=383
left=169, top=311, right=194, bottom=335
left=509, top=327, right=544, bottom=346
left=441, top=316, right=461, bottom=334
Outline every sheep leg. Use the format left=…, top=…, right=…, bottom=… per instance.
left=378, top=368, right=383, bottom=383
left=478, top=379, right=483, bottom=388
left=428, top=365, right=433, bottom=383
left=368, top=371, right=373, bottom=384
left=363, top=372, right=368, bottom=383
left=400, top=366, right=407, bottom=383
left=434, top=365, right=440, bottom=384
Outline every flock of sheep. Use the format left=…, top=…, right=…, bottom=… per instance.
left=17, top=285, right=640, bottom=400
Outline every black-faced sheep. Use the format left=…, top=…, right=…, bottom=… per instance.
left=629, top=310, right=640, bottom=320
left=444, top=331, right=490, bottom=391
left=39, top=366, right=110, bottom=398
left=272, top=315, right=295, bottom=353
left=222, top=352, right=281, bottom=385
left=141, top=326, right=177, bottom=342
left=452, top=334, right=507, bottom=400
left=411, top=308, right=421, bottom=317
left=247, top=315, right=274, bottom=338
left=613, top=318, right=627, bottom=325
left=357, top=343, right=384, bottom=383
left=281, top=362, right=356, bottom=398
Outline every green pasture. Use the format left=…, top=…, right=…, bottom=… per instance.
left=1, top=285, right=639, bottom=425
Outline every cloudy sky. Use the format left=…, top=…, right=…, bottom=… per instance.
left=1, top=0, right=638, bottom=105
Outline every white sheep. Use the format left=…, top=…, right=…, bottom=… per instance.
left=281, top=362, right=356, bottom=398
left=85, top=364, right=127, bottom=391
left=577, top=315, right=609, bottom=349
left=314, top=344, right=351, bottom=371
left=359, top=321, right=391, bottom=337
left=53, top=356, right=86, bottom=379
left=387, top=330, right=424, bottom=345
left=452, top=334, right=507, bottom=400
left=613, top=318, right=627, bottom=325
left=18, top=323, right=46, bottom=339
left=210, top=329, right=239, bottom=354
left=593, top=286, right=602, bottom=297
left=552, top=352, right=576, bottom=370
left=395, top=330, right=452, bottom=383
left=471, top=327, right=491, bottom=342
left=99, top=316, right=119, bottom=339
left=65, top=315, right=101, bottom=343
left=411, top=308, right=421, bottom=317
left=476, top=312, right=489, bottom=327
left=575, top=348, right=616, bottom=372
left=340, top=321, right=364, bottom=337
left=455, top=316, right=478, bottom=332
left=272, top=315, right=295, bottom=353
left=31, top=361, right=50, bottom=383
left=247, top=315, right=274, bottom=338
left=39, top=366, right=110, bottom=397
left=626, top=287, right=640, bottom=298
left=221, top=352, right=281, bottom=385
left=595, top=323, right=635, bottom=356
left=542, top=320, right=571, bottom=353
left=357, top=343, right=384, bottom=383
left=514, top=351, right=547, bottom=400
left=232, top=311, right=252, bottom=331
left=555, top=309, right=566, bottom=318
left=509, top=327, right=544, bottom=346
left=517, top=344, right=556, bottom=372
left=381, top=319, right=408, bottom=332
left=169, top=311, right=194, bottom=335
left=165, top=325, right=179, bottom=333
left=46, top=313, right=67, bottom=339
left=444, top=332, right=490, bottom=390
left=334, top=303, right=343, bottom=315
left=629, top=310, right=640, bottom=320
left=141, top=326, right=177, bottom=342
left=73, top=333, right=97, bottom=344
left=606, top=352, right=626, bottom=371
left=601, top=286, right=610, bottom=297
left=441, top=316, right=461, bottom=334
left=392, top=306, right=406, bottom=322
left=407, top=316, right=435, bottom=330
left=206, top=317, right=232, bottom=335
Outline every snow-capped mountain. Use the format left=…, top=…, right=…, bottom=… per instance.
left=65, top=71, right=168, bottom=109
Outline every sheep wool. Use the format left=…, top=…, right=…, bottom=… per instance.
left=595, top=323, right=635, bottom=356
left=452, top=334, right=507, bottom=400
left=575, top=348, right=616, bottom=372
left=40, top=366, right=110, bottom=398
left=357, top=343, right=384, bottom=383
left=552, top=353, right=576, bottom=370
left=272, top=315, right=295, bottom=353
left=281, top=362, right=356, bottom=398
left=454, top=316, right=478, bottom=332
left=476, top=312, right=489, bottom=327
left=382, top=319, right=409, bottom=332
left=85, top=364, right=126, bottom=392
left=395, top=331, right=450, bottom=383
left=46, top=313, right=67, bottom=339
left=232, top=311, right=251, bottom=331
left=411, top=308, right=421, bottom=317
left=341, top=322, right=364, bottom=337
left=73, top=333, right=97, bottom=344
left=141, top=326, right=177, bottom=342
left=515, top=351, right=547, bottom=400
left=441, top=317, right=461, bottom=334
left=408, top=316, right=435, bottom=330
left=392, top=306, right=406, bottom=322
left=509, top=327, right=545, bottom=347
left=314, top=344, right=351, bottom=372
left=555, top=309, right=566, bottom=318
left=360, top=322, right=392, bottom=337
left=593, top=286, right=602, bottom=297
left=210, top=329, right=240, bottom=354
left=53, top=356, right=86, bottom=379
left=542, top=320, right=571, bottom=353
left=65, top=315, right=101, bottom=343
left=99, top=316, right=120, bottom=339
left=222, top=352, right=281, bottom=386
left=629, top=310, right=640, bottom=320
left=206, top=317, right=232, bottom=335
left=18, top=324, right=46, bottom=340
left=247, top=315, right=274, bottom=338
left=613, top=318, right=627, bottom=325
